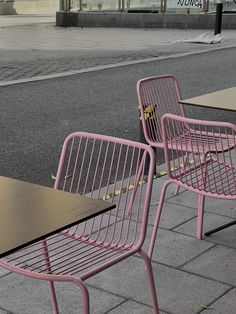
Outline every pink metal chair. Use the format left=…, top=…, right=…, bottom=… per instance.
left=137, top=74, right=235, bottom=200
left=137, top=74, right=185, bottom=149
left=137, top=74, right=235, bottom=155
left=0, top=132, right=159, bottom=314
left=149, top=114, right=236, bottom=256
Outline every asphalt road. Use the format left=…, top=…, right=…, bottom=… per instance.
left=1, top=47, right=236, bottom=186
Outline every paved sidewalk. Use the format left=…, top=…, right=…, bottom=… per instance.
left=0, top=14, right=235, bottom=314
left=1, top=14, right=236, bottom=85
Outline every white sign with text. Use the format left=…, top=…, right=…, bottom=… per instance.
left=167, top=0, right=203, bottom=9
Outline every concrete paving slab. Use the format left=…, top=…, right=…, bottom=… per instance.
left=205, top=198, right=236, bottom=218
left=149, top=200, right=197, bottom=230
left=0, top=274, right=54, bottom=313
left=154, top=263, right=230, bottom=314
left=174, top=212, right=236, bottom=248
left=0, top=269, right=10, bottom=277
left=182, top=245, right=236, bottom=286
left=88, top=256, right=230, bottom=314
left=165, top=189, right=198, bottom=210
left=149, top=228, right=214, bottom=267
left=150, top=176, right=178, bottom=204
left=0, top=273, right=125, bottom=313
left=201, top=288, right=236, bottom=314
left=167, top=190, right=236, bottom=218
left=108, top=300, right=158, bottom=314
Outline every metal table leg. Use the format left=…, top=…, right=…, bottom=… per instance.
left=205, top=220, right=236, bottom=236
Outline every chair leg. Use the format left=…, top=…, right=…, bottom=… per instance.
left=72, top=278, right=90, bottom=314
left=49, top=278, right=90, bottom=314
left=49, top=281, right=60, bottom=314
left=41, top=240, right=60, bottom=313
left=41, top=240, right=90, bottom=313
left=148, top=180, right=173, bottom=259
left=139, top=250, right=159, bottom=314
left=197, top=194, right=205, bottom=240
left=174, top=184, right=180, bottom=195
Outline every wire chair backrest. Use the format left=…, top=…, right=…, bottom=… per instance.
left=161, top=113, right=236, bottom=198
left=54, top=132, right=155, bottom=249
left=137, top=74, right=186, bottom=146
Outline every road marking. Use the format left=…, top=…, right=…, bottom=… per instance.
left=0, top=44, right=235, bottom=87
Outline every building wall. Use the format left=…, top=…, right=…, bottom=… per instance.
left=0, top=0, right=59, bottom=14
left=56, top=11, right=236, bottom=29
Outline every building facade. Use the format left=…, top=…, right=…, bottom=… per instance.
left=0, top=0, right=235, bottom=15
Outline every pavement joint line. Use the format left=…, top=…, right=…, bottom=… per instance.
left=196, top=287, right=235, bottom=313
left=148, top=259, right=236, bottom=295
left=0, top=44, right=236, bottom=87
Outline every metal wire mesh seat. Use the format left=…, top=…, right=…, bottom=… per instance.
left=0, top=132, right=159, bottom=313
left=149, top=114, right=236, bottom=256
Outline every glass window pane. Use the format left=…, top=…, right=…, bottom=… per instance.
left=166, top=0, right=204, bottom=12
left=71, top=0, right=119, bottom=10
left=124, top=0, right=160, bottom=10
left=209, top=0, right=236, bottom=12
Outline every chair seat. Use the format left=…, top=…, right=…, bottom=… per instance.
left=146, top=128, right=235, bottom=154
left=1, top=229, right=134, bottom=280
left=175, top=158, right=236, bottom=197
left=173, top=130, right=235, bottom=153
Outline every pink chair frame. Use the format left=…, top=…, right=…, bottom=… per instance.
left=137, top=74, right=235, bottom=218
left=0, top=132, right=159, bottom=314
left=149, top=114, right=236, bottom=257
left=137, top=74, right=185, bottom=148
